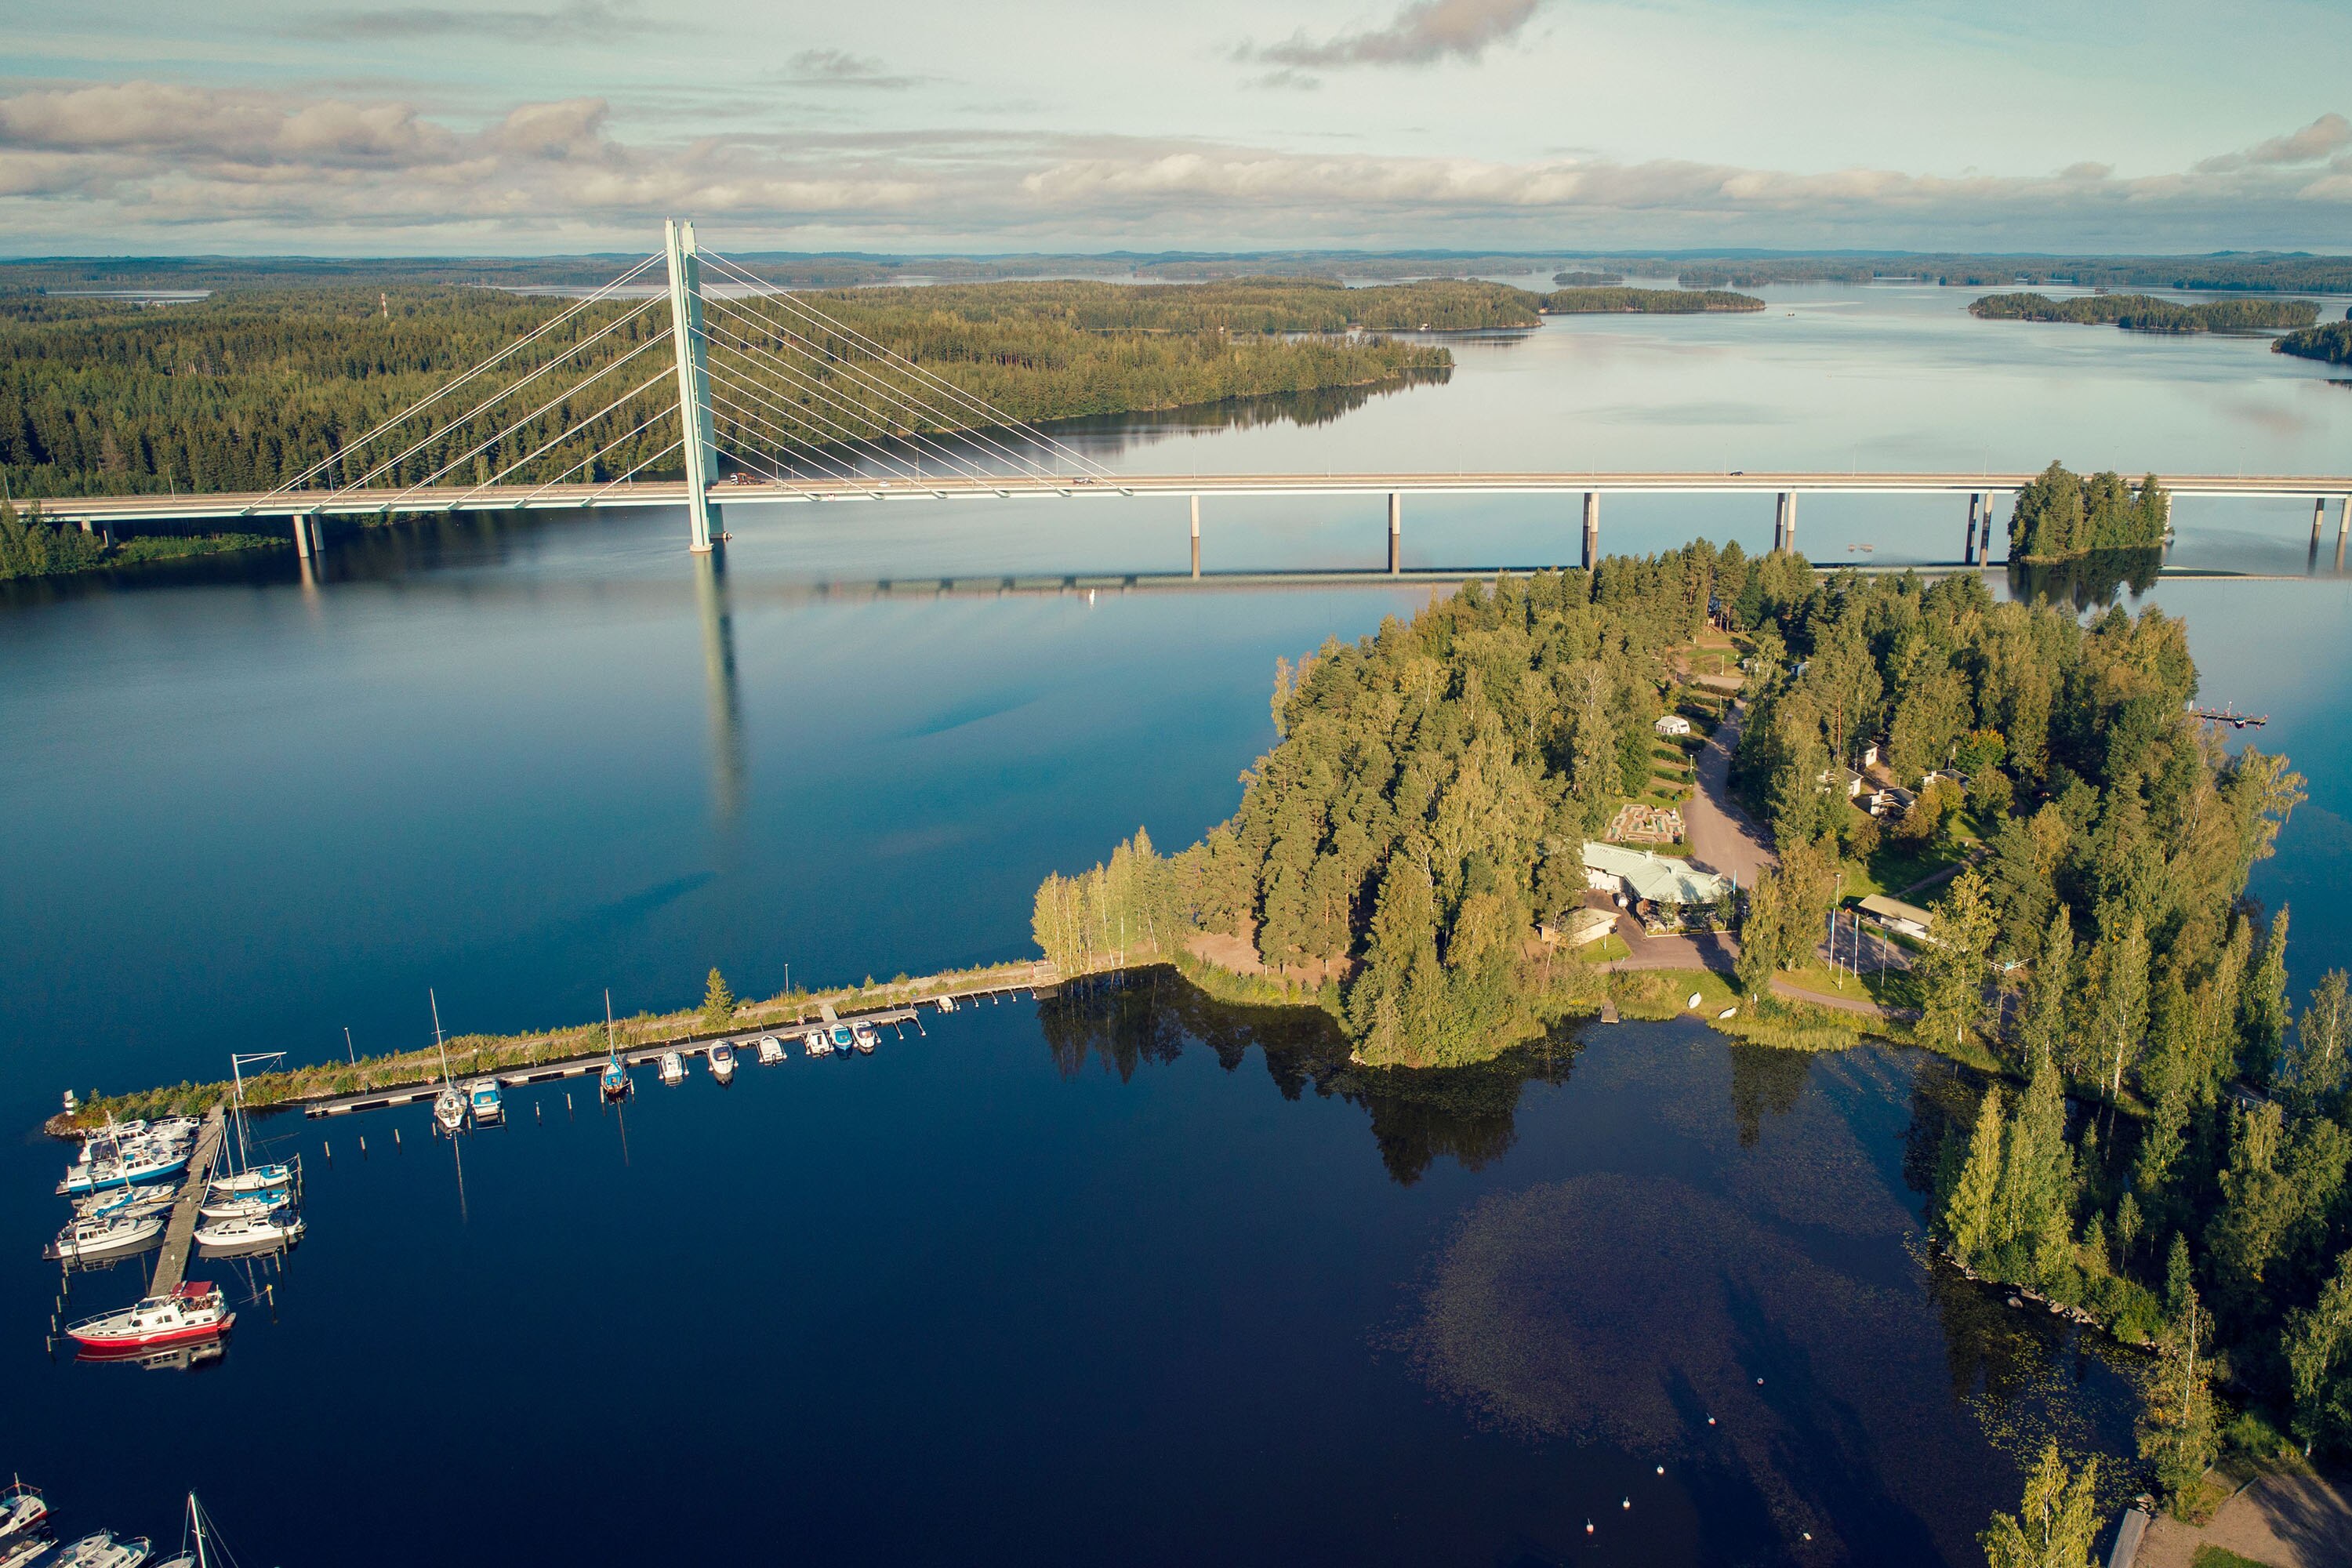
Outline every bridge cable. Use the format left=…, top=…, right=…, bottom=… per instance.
left=262, top=252, right=662, bottom=503
left=696, top=297, right=1036, bottom=484
left=696, top=249, right=1117, bottom=481
left=694, top=315, right=993, bottom=485
left=444, top=360, right=681, bottom=510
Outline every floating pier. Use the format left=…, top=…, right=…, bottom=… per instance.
left=149, top=1105, right=227, bottom=1295
left=298, top=977, right=1046, bottom=1120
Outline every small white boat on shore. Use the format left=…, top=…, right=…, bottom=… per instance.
left=756, top=1035, right=785, bottom=1065
left=708, top=1042, right=737, bottom=1083
left=43, top=1211, right=166, bottom=1263
left=659, top=1051, right=686, bottom=1085
left=194, top=1207, right=302, bottom=1254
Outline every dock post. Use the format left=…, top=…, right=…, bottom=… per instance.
left=1190, top=495, right=1200, bottom=579
left=1388, top=492, right=1401, bottom=575
left=292, top=512, right=311, bottom=559
left=1581, top=491, right=1599, bottom=570
left=1964, top=494, right=1979, bottom=564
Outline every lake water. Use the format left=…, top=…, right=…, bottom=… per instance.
left=7, top=281, right=2352, bottom=1565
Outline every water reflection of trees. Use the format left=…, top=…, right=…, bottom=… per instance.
left=1727, top=1043, right=1813, bottom=1149
left=2005, top=549, right=2161, bottom=612
left=1036, top=964, right=1573, bottom=1185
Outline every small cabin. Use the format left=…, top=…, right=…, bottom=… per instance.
left=1858, top=894, right=1935, bottom=940
left=1654, top=713, right=1693, bottom=738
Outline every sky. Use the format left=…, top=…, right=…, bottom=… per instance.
left=2, top=0, right=2350, bottom=256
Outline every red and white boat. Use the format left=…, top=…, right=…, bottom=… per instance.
left=64, top=1281, right=233, bottom=1357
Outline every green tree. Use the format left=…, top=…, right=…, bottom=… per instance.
left=1915, top=869, right=1998, bottom=1051
left=1980, top=1442, right=2104, bottom=1568
left=1944, top=1086, right=2007, bottom=1265
left=2239, top=906, right=2292, bottom=1086
left=2137, top=1273, right=2219, bottom=1515
left=2091, top=916, right=2151, bottom=1105
left=2285, top=1250, right=2352, bottom=1456
left=699, top=967, right=737, bottom=1033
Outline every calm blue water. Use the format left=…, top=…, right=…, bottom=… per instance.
left=6, top=283, right=2349, bottom=1564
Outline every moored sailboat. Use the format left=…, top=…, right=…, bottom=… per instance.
left=430, top=989, right=465, bottom=1133
left=599, top=989, right=631, bottom=1102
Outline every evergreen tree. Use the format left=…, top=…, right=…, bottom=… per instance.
left=2019, top=909, right=2074, bottom=1072
left=2091, top=916, right=2151, bottom=1105
left=2291, top=970, right=2352, bottom=1112
left=2239, top=907, right=2292, bottom=1087
left=699, top=967, right=737, bottom=1033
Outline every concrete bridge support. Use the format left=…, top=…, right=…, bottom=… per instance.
left=663, top=217, right=721, bottom=554
left=1581, top=491, right=1599, bottom=570
left=1189, top=495, right=1200, bottom=579
left=292, top=512, right=312, bottom=559
left=2314, top=498, right=2328, bottom=554
left=1388, top=492, right=1401, bottom=575
left=1981, top=493, right=1998, bottom=561
left=1964, top=494, right=1980, bottom=565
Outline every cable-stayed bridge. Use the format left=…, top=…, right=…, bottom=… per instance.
left=27, top=221, right=2352, bottom=573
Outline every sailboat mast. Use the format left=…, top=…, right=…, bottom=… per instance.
left=189, top=1492, right=208, bottom=1568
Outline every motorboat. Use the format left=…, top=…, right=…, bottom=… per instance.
left=0, top=1481, right=48, bottom=1541
left=851, top=1021, right=878, bottom=1054
left=756, top=1035, right=785, bottom=1065
left=935, top=993, right=956, bottom=1012
left=72, top=1183, right=174, bottom=1220
left=42, top=1211, right=167, bottom=1263
left=50, top=1534, right=148, bottom=1568
left=194, top=1207, right=303, bottom=1254
left=802, top=1029, right=830, bottom=1058
left=197, top=1192, right=285, bottom=1223
left=466, top=1078, right=504, bottom=1126
left=58, top=1145, right=188, bottom=1197
left=708, top=1043, right=736, bottom=1083
left=207, top=1162, right=292, bottom=1199
left=65, top=1281, right=232, bottom=1356
left=659, top=1051, right=685, bottom=1085
left=829, top=1025, right=855, bottom=1054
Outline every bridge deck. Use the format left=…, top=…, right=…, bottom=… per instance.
left=31, top=470, right=2352, bottom=527
left=149, top=1105, right=227, bottom=1296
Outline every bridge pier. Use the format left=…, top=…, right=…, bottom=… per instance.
left=2314, top=498, right=2328, bottom=555
left=292, top=512, right=312, bottom=559
left=1190, top=495, right=1200, bottom=579
left=1388, top=492, right=1400, bottom=575
left=1964, top=494, right=1979, bottom=565
left=1581, top=491, right=1598, bottom=570
left=1982, top=493, right=1998, bottom=561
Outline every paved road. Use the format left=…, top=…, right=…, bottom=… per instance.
left=1684, top=702, right=1776, bottom=891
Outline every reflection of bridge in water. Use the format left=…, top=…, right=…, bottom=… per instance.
left=20, top=220, right=2352, bottom=577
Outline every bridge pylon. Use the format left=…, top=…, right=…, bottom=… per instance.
left=663, top=218, right=721, bottom=553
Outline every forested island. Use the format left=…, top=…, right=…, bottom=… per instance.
left=1551, top=270, right=1625, bottom=287
left=2277, top=319, right=2352, bottom=366
left=1538, top=286, right=1765, bottom=314
left=2007, top=463, right=2170, bottom=561
left=0, top=277, right=1525, bottom=504
left=1970, top=292, right=2320, bottom=333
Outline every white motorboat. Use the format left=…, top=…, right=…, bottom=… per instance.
left=0, top=1481, right=48, bottom=1542
left=659, top=1051, right=685, bottom=1084
left=851, top=1021, right=878, bottom=1054
left=756, top=1035, right=785, bottom=1065
left=43, top=1211, right=166, bottom=1263
left=58, top=1144, right=189, bottom=1197
left=829, top=1025, right=855, bottom=1054
left=194, top=1207, right=303, bottom=1254
left=708, top=1043, right=737, bottom=1083
left=802, top=1029, right=830, bottom=1058
left=935, top=993, right=956, bottom=1012
left=51, top=1533, right=149, bottom=1568
left=466, top=1077, right=504, bottom=1125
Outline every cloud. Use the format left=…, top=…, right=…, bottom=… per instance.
left=0, top=84, right=2347, bottom=253
left=2194, top=112, right=2352, bottom=173
left=294, top=1, right=637, bottom=42
left=1243, top=0, right=1541, bottom=71
left=771, top=49, right=929, bottom=90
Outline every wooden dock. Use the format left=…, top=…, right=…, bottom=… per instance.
left=298, top=978, right=1048, bottom=1120
left=149, top=1104, right=227, bottom=1295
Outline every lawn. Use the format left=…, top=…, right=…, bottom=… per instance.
left=2191, top=1547, right=2277, bottom=1568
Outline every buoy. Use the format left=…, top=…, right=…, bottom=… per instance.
left=1584, top=1522, right=1593, bottom=1536
left=358, top=1135, right=366, bottom=1153
left=1621, top=1497, right=1630, bottom=1510
left=1708, top=1416, right=1716, bottom=1425
left=323, top=1140, right=332, bottom=1160
left=1756, top=1377, right=1764, bottom=1385
left=394, top=1127, right=401, bottom=1145
left=1656, top=1466, right=1664, bottom=1475
left=1802, top=1534, right=1812, bottom=1542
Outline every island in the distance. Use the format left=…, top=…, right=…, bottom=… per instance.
left=2275, top=317, right=2352, bottom=366
left=1540, top=286, right=1765, bottom=314
left=1969, top=290, right=2318, bottom=333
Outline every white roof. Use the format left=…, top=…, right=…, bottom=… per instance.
left=1582, top=841, right=1732, bottom=905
